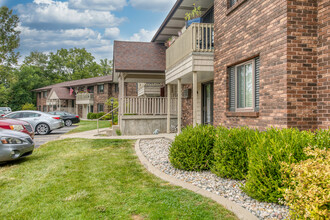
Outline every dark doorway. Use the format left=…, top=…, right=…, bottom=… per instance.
left=202, top=81, right=214, bottom=125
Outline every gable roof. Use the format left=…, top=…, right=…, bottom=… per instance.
left=34, top=75, right=113, bottom=91
left=49, top=87, right=75, bottom=100
left=113, top=41, right=166, bottom=73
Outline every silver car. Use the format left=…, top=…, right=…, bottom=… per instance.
left=0, top=107, right=12, bottom=115
left=0, top=129, right=34, bottom=162
left=4, top=110, right=64, bottom=135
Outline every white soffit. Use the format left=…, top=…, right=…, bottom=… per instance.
left=152, top=0, right=214, bottom=43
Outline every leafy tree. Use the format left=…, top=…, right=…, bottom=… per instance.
left=0, top=6, right=20, bottom=107
left=100, top=58, right=113, bottom=75
left=48, top=48, right=104, bottom=81
left=0, top=6, right=20, bottom=68
left=21, top=103, right=37, bottom=110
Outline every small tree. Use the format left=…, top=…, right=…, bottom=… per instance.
left=105, top=97, right=118, bottom=110
left=21, top=103, right=37, bottom=110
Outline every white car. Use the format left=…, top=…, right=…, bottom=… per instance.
left=0, top=107, right=12, bottom=115
left=4, top=111, right=64, bottom=135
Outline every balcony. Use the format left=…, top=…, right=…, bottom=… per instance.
left=138, top=83, right=162, bottom=97
left=76, top=93, right=94, bottom=105
left=166, top=23, right=214, bottom=84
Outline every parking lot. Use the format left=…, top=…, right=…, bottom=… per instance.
left=34, top=125, right=77, bottom=148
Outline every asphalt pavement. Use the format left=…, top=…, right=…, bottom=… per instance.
left=34, top=125, right=77, bottom=148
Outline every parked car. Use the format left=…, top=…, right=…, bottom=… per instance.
left=0, top=118, right=34, bottom=138
left=4, top=111, right=64, bottom=135
left=48, top=111, right=80, bottom=126
left=0, top=129, right=34, bottom=162
left=0, top=110, right=5, bottom=117
left=0, top=107, right=12, bottom=115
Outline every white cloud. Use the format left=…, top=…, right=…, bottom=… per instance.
left=15, top=0, right=126, bottom=29
left=104, top=27, right=120, bottom=39
left=129, top=28, right=157, bottom=42
left=68, top=0, right=127, bottom=11
left=129, top=0, right=176, bottom=11
left=17, top=25, right=114, bottom=61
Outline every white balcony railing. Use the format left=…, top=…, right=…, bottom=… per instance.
left=166, top=23, right=214, bottom=69
left=76, top=93, right=94, bottom=105
left=123, top=97, right=177, bottom=115
left=138, top=83, right=162, bottom=97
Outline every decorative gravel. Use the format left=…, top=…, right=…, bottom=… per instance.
left=139, top=138, right=289, bottom=220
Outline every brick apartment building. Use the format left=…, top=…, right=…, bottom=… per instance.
left=34, top=75, right=137, bottom=118
left=112, top=0, right=329, bottom=133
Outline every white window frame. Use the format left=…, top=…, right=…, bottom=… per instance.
left=234, top=60, right=255, bottom=112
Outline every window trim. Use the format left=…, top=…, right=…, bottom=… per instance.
left=97, top=84, right=104, bottom=94
left=234, top=60, right=255, bottom=112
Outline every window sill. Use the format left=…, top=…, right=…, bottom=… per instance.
left=225, top=111, right=259, bottom=118
left=226, top=0, right=247, bottom=16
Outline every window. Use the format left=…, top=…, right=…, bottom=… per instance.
left=97, top=104, right=104, bottom=112
left=229, top=57, right=259, bottom=112
left=71, top=100, right=75, bottom=108
left=38, top=93, right=41, bottom=99
left=6, top=112, right=21, bottom=119
left=38, top=105, right=41, bottom=111
left=97, top=84, right=104, bottom=93
left=22, top=112, right=41, bottom=118
left=43, top=91, right=48, bottom=98
left=90, top=105, right=94, bottom=113
left=229, top=0, right=238, bottom=7
left=43, top=106, right=47, bottom=112
left=114, top=84, right=119, bottom=93
left=87, top=86, right=94, bottom=93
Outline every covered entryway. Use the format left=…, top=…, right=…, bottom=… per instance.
left=202, top=81, right=213, bottom=125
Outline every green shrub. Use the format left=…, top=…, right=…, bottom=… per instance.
left=116, top=129, right=122, bottom=136
left=22, top=103, right=37, bottom=110
left=243, top=127, right=315, bottom=203
left=87, top=112, right=93, bottom=119
left=211, top=126, right=255, bottom=180
left=96, top=112, right=105, bottom=119
left=281, top=147, right=329, bottom=219
left=169, top=125, right=215, bottom=171
left=314, top=129, right=330, bottom=149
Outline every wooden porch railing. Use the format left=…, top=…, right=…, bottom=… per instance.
left=123, top=97, right=178, bottom=115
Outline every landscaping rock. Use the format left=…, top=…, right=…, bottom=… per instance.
left=139, top=138, right=289, bottom=220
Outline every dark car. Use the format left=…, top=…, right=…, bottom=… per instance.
left=0, top=118, right=35, bottom=139
left=48, top=111, right=80, bottom=126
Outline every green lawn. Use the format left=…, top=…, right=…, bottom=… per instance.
left=0, top=139, right=237, bottom=219
left=68, top=120, right=110, bottom=134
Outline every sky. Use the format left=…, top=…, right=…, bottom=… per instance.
left=1, top=0, right=177, bottom=63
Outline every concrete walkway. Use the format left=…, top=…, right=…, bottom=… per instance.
left=60, top=128, right=176, bottom=140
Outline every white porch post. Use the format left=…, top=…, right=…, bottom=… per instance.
left=119, top=74, right=125, bottom=128
left=193, top=71, right=198, bottom=126
left=167, top=84, right=171, bottom=133
left=177, top=79, right=182, bottom=133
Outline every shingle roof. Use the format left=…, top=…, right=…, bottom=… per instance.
left=113, top=41, right=166, bottom=73
left=51, top=87, right=75, bottom=100
left=34, top=75, right=112, bottom=91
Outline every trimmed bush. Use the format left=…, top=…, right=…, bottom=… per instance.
left=211, top=126, right=255, bottom=180
left=281, top=147, right=329, bottom=219
left=314, top=129, right=330, bottom=149
left=169, top=125, right=215, bottom=171
left=87, top=112, right=93, bottom=119
left=96, top=112, right=105, bottom=119
left=243, top=128, right=315, bottom=203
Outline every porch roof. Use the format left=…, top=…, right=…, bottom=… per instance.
left=151, top=0, right=213, bottom=43
left=113, top=41, right=166, bottom=73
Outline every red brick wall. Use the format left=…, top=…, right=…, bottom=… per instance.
left=182, top=84, right=193, bottom=126
left=125, top=82, right=138, bottom=96
left=36, top=90, right=50, bottom=112
left=286, top=0, right=318, bottom=130
left=317, top=0, right=330, bottom=129
left=213, top=0, right=288, bottom=129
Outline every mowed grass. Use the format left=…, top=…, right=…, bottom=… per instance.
left=67, top=120, right=110, bottom=134
left=0, top=139, right=237, bottom=220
